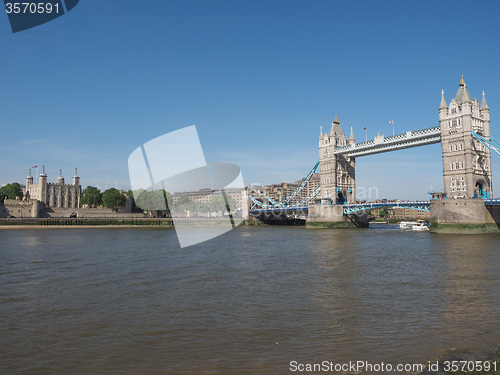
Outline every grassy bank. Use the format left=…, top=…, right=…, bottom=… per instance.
left=306, top=221, right=358, bottom=229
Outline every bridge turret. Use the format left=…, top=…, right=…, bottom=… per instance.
left=319, top=115, right=356, bottom=205
left=439, top=90, right=448, bottom=121
left=480, top=91, right=490, bottom=136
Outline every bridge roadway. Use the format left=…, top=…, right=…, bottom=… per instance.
left=249, top=201, right=431, bottom=215
left=249, top=199, right=500, bottom=217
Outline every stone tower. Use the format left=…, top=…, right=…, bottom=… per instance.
left=39, top=166, right=48, bottom=203
left=319, top=116, right=356, bottom=204
left=72, top=168, right=80, bottom=208
left=25, top=169, right=33, bottom=193
left=439, top=76, right=492, bottom=199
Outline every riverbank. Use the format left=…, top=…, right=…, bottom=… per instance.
left=0, top=218, right=174, bottom=227
left=0, top=218, right=264, bottom=228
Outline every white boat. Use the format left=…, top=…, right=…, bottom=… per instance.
left=412, top=221, right=430, bottom=231
left=399, top=221, right=418, bottom=229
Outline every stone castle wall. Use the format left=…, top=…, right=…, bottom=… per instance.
left=0, top=200, right=145, bottom=219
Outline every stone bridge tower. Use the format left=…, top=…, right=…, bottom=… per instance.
left=319, top=116, right=356, bottom=204
left=439, top=76, right=492, bottom=199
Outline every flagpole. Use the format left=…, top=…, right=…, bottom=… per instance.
left=365, top=127, right=367, bottom=142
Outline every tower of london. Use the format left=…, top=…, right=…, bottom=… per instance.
left=24, top=167, right=82, bottom=209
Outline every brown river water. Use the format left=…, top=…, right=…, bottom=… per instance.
left=1, top=225, right=499, bottom=374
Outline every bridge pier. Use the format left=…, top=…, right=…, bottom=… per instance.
left=306, top=204, right=369, bottom=228
left=430, top=199, right=500, bottom=233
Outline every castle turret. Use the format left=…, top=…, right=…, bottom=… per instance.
left=57, top=169, right=65, bottom=185
left=26, top=169, right=33, bottom=186
left=73, top=168, right=80, bottom=186
left=23, top=169, right=34, bottom=201
left=39, top=166, right=47, bottom=203
left=72, top=168, right=81, bottom=208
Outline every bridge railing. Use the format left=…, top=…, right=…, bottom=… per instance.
left=343, top=201, right=431, bottom=214
left=485, top=199, right=500, bottom=206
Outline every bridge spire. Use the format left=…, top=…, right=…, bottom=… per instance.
left=349, top=126, right=355, bottom=143
left=481, top=90, right=489, bottom=110
left=439, top=89, right=448, bottom=110
left=455, top=75, right=471, bottom=103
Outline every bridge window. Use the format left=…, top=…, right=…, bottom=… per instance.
left=451, top=108, right=457, bottom=114
left=460, top=143, right=463, bottom=150
left=454, top=144, right=458, bottom=151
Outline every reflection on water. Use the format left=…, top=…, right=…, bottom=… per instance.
left=0, top=226, right=499, bottom=374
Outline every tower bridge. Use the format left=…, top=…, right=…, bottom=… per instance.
left=248, top=77, right=500, bottom=232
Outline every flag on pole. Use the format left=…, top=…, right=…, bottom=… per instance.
left=363, top=127, right=366, bottom=130
left=389, top=120, right=394, bottom=124
left=32, top=165, right=38, bottom=168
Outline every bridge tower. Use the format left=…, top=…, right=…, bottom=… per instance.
left=319, top=116, right=356, bottom=204
left=439, top=76, right=492, bottom=199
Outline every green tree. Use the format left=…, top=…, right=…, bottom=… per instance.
left=134, top=189, right=172, bottom=212
left=102, top=188, right=126, bottom=209
left=209, top=193, right=236, bottom=212
left=174, top=194, right=191, bottom=210
left=0, top=182, right=23, bottom=203
left=80, top=186, right=102, bottom=208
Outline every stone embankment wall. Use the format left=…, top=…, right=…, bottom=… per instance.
left=0, top=200, right=145, bottom=219
left=430, top=199, right=500, bottom=233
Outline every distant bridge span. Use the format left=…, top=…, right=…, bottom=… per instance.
left=333, top=126, right=441, bottom=157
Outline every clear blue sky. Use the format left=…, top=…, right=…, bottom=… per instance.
left=1, top=0, right=499, bottom=200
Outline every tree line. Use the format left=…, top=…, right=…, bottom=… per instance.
left=0, top=183, right=23, bottom=204
left=1, top=182, right=236, bottom=214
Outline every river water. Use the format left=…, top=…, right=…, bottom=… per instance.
left=1, top=225, right=500, bottom=374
